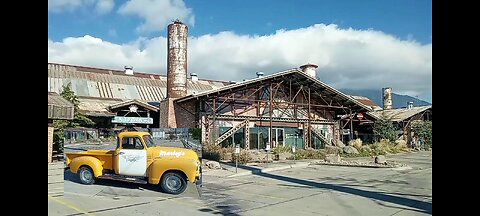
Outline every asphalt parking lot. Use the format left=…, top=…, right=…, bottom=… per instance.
left=200, top=151, right=432, bottom=216
left=50, top=150, right=431, bottom=215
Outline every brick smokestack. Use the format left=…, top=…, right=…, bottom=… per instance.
left=299, top=63, right=318, bottom=78
left=160, top=20, right=188, bottom=128
left=167, top=20, right=188, bottom=98
left=383, top=87, right=393, bottom=110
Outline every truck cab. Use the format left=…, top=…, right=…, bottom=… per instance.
left=65, top=131, right=201, bottom=194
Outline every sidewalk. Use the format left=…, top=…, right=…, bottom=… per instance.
left=202, top=151, right=421, bottom=178
left=48, top=162, right=64, bottom=196
left=202, top=159, right=323, bottom=178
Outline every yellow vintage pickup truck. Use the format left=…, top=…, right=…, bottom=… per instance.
left=65, top=131, right=201, bottom=194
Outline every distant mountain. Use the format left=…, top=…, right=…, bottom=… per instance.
left=338, top=89, right=431, bottom=109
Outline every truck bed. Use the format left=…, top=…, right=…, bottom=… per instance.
left=66, top=150, right=115, bottom=170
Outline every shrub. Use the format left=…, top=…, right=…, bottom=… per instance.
left=348, top=138, right=363, bottom=150
left=373, top=115, right=398, bottom=142
left=203, top=143, right=222, bottom=161
left=232, top=151, right=253, bottom=164
left=288, top=149, right=326, bottom=160
left=412, top=121, right=432, bottom=149
left=272, top=145, right=292, bottom=154
left=324, top=146, right=342, bottom=155
left=395, top=139, right=408, bottom=150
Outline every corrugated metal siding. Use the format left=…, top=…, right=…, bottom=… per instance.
left=48, top=63, right=229, bottom=102
left=54, top=78, right=63, bottom=93
left=72, top=79, right=89, bottom=97
left=87, top=81, right=100, bottom=98
left=111, top=83, right=129, bottom=100
left=97, top=82, right=113, bottom=98
left=126, top=85, right=142, bottom=100
left=136, top=86, right=164, bottom=101
left=211, top=81, right=226, bottom=88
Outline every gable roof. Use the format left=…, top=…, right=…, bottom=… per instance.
left=48, top=92, right=74, bottom=120
left=368, top=105, right=432, bottom=122
left=109, top=99, right=159, bottom=112
left=175, top=68, right=372, bottom=113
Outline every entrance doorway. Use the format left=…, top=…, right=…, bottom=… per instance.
left=270, top=128, right=284, bottom=148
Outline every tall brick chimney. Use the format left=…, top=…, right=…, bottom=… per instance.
left=160, top=20, right=189, bottom=128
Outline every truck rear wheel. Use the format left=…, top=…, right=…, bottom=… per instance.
left=160, top=172, right=187, bottom=194
left=78, top=166, right=95, bottom=185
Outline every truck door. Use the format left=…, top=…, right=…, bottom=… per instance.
left=115, top=136, right=147, bottom=176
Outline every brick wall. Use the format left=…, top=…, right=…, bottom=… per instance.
left=159, top=98, right=177, bottom=128
left=159, top=98, right=170, bottom=128
left=48, top=119, right=54, bottom=163
left=160, top=98, right=197, bottom=128
left=175, top=100, right=196, bottom=128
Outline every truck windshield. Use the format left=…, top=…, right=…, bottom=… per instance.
left=143, top=135, right=156, bottom=147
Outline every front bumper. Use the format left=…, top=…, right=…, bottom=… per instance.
left=195, top=166, right=202, bottom=187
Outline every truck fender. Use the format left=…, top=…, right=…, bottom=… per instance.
left=69, top=156, right=104, bottom=177
left=148, top=159, right=197, bottom=184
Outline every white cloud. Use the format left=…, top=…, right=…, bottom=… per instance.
left=95, top=0, right=114, bottom=14
left=48, top=24, right=432, bottom=101
left=118, top=0, right=194, bottom=33
left=48, top=0, right=114, bottom=13
left=48, top=0, right=89, bottom=11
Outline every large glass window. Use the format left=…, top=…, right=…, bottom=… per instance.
left=219, top=127, right=233, bottom=147
left=234, top=128, right=245, bottom=148
left=258, top=127, right=269, bottom=149
left=249, top=128, right=258, bottom=149
left=284, top=128, right=304, bottom=149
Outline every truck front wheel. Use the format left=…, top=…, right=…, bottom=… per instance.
left=160, top=172, right=187, bottom=194
left=78, top=166, right=95, bottom=185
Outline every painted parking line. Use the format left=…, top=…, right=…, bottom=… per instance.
left=48, top=195, right=95, bottom=216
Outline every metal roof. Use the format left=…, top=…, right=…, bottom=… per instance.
left=349, top=95, right=383, bottom=110
left=109, top=99, right=159, bottom=112
left=48, top=63, right=229, bottom=103
left=49, top=63, right=378, bottom=114
left=368, top=105, right=432, bottom=122
left=175, top=68, right=372, bottom=113
left=77, top=97, right=120, bottom=114
left=48, top=92, right=74, bottom=120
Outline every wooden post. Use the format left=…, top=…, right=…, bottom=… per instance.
left=308, top=87, right=311, bottom=148
left=147, top=110, right=150, bottom=129
left=269, top=83, right=273, bottom=149
left=350, top=110, right=354, bottom=141
left=212, top=98, right=216, bottom=142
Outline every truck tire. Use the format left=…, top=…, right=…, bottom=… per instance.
left=78, top=166, right=95, bottom=185
left=160, top=172, right=187, bottom=194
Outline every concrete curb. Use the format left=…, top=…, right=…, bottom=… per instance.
left=311, top=161, right=410, bottom=169
left=227, top=162, right=312, bottom=178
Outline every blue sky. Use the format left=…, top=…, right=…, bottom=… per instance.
left=48, top=0, right=432, bottom=102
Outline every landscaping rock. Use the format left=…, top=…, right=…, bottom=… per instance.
left=343, top=146, right=359, bottom=154
left=375, top=155, right=387, bottom=164
left=336, top=140, right=346, bottom=148
left=206, top=161, right=221, bottom=169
